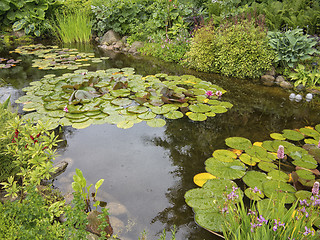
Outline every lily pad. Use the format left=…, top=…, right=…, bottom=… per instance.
left=299, top=127, right=320, bottom=139
left=163, top=111, right=183, bottom=119
left=267, top=170, right=289, bottom=182
left=245, top=188, right=264, bottom=201
left=146, top=118, right=166, bottom=128
left=258, top=161, right=278, bottom=172
left=212, top=149, right=237, bottom=162
left=296, top=169, right=315, bottom=180
left=295, top=190, right=312, bottom=200
left=193, top=173, right=216, bottom=187
left=117, top=120, right=135, bottom=129
left=195, top=210, right=225, bottom=232
left=239, top=154, right=259, bottom=166
left=187, top=112, right=207, bottom=121
left=205, top=158, right=246, bottom=180
left=263, top=180, right=296, bottom=204
left=282, top=129, right=305, bottom=141
left=189, top=104, right=211, bottom=113
left=242, top=171, right=268, bottom=189
left=270, top=133, right=286, bottom=140
left=225, top=137, right=252, bottom=150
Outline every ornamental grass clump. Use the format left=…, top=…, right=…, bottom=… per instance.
left=183, top=18, right=276, bottom=79
left=221, top=182, right=320, bottom=240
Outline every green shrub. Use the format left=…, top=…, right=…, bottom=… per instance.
left=289, top=64, right=320, bottom=88
left=268, top=29, right=319, bottom=68
left=184, top=20, right=275, bottom=79
left=0, top=0, right=60, bottom=36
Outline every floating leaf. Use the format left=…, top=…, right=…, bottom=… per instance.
left=163, top=111, right=183, bottom=119
left=146, top=118, right=166, bottom=128
left=193, top=173, right=216, bottom=187
left=299, top=127, right=320, bottom=139
left=189, top=104, right=211, bottom=113
left=267, top=170, right=289, bottom=182
left=263, top=180, right=296, bottom=204
left=296, top=169, right=315, bottom=180
left=258, top=161, right=278, bottom=172
left=239, top=154, right=259, bottom=166
left=72, top=119, right=93, bottom=129
left=195, top=210, right=225, bottom=232
left=212, top=149, right=237, bottom=162
left=210, top=106, right=228, bottom=113
left=282, top=129, right=304, bottom=141
left=242, top=171, right=267, bottom=189
left=270, top=133, right=286, bottom=140
left=205, top=158, right=246, bottom=180
left=225, top=137, right=252, bottom=150
left=187, top=112, right=207, bottom=121
left=138, top=111, right=156, bottom=120
left=295, top=190, right=312, bottom=200
left=111, top=98, right=132, bottom=106
left=117, top=120, right=134, bottom=129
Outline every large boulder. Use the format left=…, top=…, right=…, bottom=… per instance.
left=128, top=41, right=144, bottom=54
left=280, top=80, right=293, bottom=89
left=101, top=30, right=121, bottom=46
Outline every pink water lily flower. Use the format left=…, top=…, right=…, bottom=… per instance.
left=205, top=90, right=213, bottom=97
left=215, top=90, right=222, bottom=97
left=64, top=106, right=69, bottom=113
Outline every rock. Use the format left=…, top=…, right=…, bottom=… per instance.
left=261, top=75, right=275, bottom=86
left=50, top=161, right=68, bottom=178
left=121, top=36, right=128, bottom=43
left=275, top=75, right=285, bottom=85
left=86, top=210, right=113, bottom=238
left=108, top=202, right=128, bottom=216
left=128, top=41, right=144, bottom=54
left=295, top=84, right=305, bottom=91
left=109, top=216, right=125, bottom=231
left=87, top=232, right=100, bottom=240
left=280, top=81, right=293, bottom=89
left=101, top=30, right=121, bottom=46
left=265, top=67, right=276, bottom=76
left=113, top=41, right=124, bottom=50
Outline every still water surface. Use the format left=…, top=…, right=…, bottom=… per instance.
left=1, top=43, right=320, bottom=240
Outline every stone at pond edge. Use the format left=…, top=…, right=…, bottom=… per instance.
left=50, top=160, right=68, bottom=179
left=261, top=75, right=275, bottom=86
left=86, top=210, right=113, bottom=238
left=101, top=30, right=121, bottom=46
left=265, top=67, right=276, bottom=76
left=275, top=75, right=285, bottom=85
left=128, top=41, right=144, bottom=53
left=280, top=81, right=293, bottom=89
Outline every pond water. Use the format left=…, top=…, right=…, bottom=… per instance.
left=1, top=43, right=320, bottom=240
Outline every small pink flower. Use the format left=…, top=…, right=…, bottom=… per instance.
left=277, top=145, right=285, bottom=159
left=64, top=106, right=69, bottom=113
left=215, top=91, right=222, bottom=97
left=205, top=90, right=213, bottom=97
left=80, top=72, right=87, bottom=75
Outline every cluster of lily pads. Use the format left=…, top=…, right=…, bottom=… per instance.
left=185, top=126, right=320, bottom=232
left=0, top=58, right=21, bottom=69
left=10, top=44, right=109, bottom=70
left=16, top=67, right=232, bottom=129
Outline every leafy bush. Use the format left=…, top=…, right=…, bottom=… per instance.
left=268, top=29, right=319, bottom=68
left=289, top=64, right=320, bottom=88
left=184, top=19, right=275, bottom=79
left=0, top=0, right=60, bottom=36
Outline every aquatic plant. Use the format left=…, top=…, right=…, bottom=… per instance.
left=0, top=58, right=21, bottom=69
left=185, top=125, right=320, bottom=233
left=10, top=44, right=108, bottom=70
left=16, top=67, right=232, bottom=129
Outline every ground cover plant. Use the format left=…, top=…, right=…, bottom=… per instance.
left=185, top=125, right=320, bottom=236
left=16, top=67, right=232, bottom=130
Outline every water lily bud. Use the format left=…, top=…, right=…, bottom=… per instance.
left=295, top=94, right=302, bottom=102
left=306, top=93, right=313, bottom=102
left=289, top=93, right=296, bottom=101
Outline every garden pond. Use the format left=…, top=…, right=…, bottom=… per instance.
left=1, top=43, right=320, bottom=240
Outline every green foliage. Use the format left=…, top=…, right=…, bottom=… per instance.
left=50, top=9, right=92, bottom=43
left=222, top=192, right=319, bottom=240
left=268, top=29, right=319, bottom=68
left=91, top=0, right=192, bottom=40
left=184, top=20, right=275, bottom=79
left=0, top=185, right=65, bottom=239
left=0, top=97, right=18, bottom=183
left=0, top=0, right=60, bottom=36
left=289, top=64, right=320, bottom=87
left=251, top=0, right=320, bottom=35
left=1, top=117, right=60, bottom=200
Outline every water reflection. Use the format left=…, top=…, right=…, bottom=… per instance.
left=1, top=44, right=320, bottom=239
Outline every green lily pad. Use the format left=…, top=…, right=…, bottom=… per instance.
left=225, top=137, right=252, bottom=150
left=242, top=171, right=268, bottom=189
left=239, top=154, right=259, bottom=166
left=267, top=170, right=289, bottom=182
left=304, top=139, right=318, bottom=145
left=202, top=178, right=238, bottom=195
left=210, top=106, right=228, bottom=113
left=72, top=119, right=93, bottom=129
left=111, top=98, right=132, bottom=106
left=258, top=161, right=278, bottom=172
left=296, top=169, right=315, bottom=180
left=187, top=112, right=207, bottom=121
left=282, top=129, right=305, bottom=141
left=189, top=104, right=211, bottom=113
left=299, top=127, right=320, bottom=139
left=146, top=118, right=166, bottom=128
left=295, top=190, right=312, bottom=200
left=195, top=210, right=225, bottom=232
left=163, top=111, right=183, bottom=119
left=245, top=188, right=264, bottom=201
left=127, top=106, right=148, bottom=114
left=212, top=149, right=236, bottom=162
left=270, top=133, right=286, bottom=140
left=138, top=111, right=156, bottom=120
left=205, top=158, right=246, bottom=180
left=263, top=180, right=296, bottom=204
left=117, top=120, right=135, bottom=129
